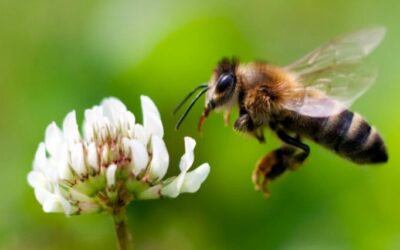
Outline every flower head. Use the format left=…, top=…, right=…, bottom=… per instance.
left=28, top=96, right=210, bottom=215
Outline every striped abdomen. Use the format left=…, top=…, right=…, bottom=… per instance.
left=280, top=110, right=388, bottom=164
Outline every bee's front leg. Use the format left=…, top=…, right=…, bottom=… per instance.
left=234, top=113, right=265, bottom=143
left=234, top=103, right=265, bottom=143
left=234, top=112, right=253, bottom=131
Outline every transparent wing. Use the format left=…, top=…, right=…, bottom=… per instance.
left=283, top=26, right=385, bottom=117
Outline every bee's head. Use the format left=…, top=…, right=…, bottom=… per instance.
left=204, top=58, right=238, bottom=114
left=195, top=58, right=238, bottom=131
left=174, top=57, right=239, bottom=131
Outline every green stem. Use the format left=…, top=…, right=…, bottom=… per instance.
left=113, top=208, right=133, bottom=250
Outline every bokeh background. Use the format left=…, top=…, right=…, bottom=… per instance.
left=1, top=0, right=400, bottom=249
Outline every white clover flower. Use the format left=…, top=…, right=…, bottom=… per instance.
left=27, top=96, right=210, bottom=215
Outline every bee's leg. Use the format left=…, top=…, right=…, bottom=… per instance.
left=253, top=128, right=265, bottom=143
left=234, top=114, right=265, bottom=143
left=234, top=113, right=253, bottom=131
left=234, top=104, right=265, bottom=143
left=252, top=146, right=294, bottom=196
left=234, top=104, right=253, bottom=130
left=252, top=131, right=309, bottom=196
left=224, top=109, right=231, bottom=126
left=276, top=130, right=310, bottom=170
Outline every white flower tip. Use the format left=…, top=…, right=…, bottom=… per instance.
left=45, top=121, right=58, bottom=134
left=106, top=164, right=118, bottom=187
left=125, top=111, right=136, bottom=128
left=27, top=171, right=46, bottom=188
left=70, top=142, right=86, bottom=176
left=101, top=97, right=126, bottom=109
left=148, top=136, right=169, bottom=180
left=87, top=142, right=99, bottom=171
left=184, top=137, right=196, bottom=151
left=63, top=110, right=77, bottom=127
left=140, top=95, right=160, bottom=118
left=33, top=143, right=46, bottom=171
left=133, top=124, right=150, bottom=145
left=130, top=139, right=149, bottom=176
left=45, top=122, right=60, bottom=140
left=180, top=163, right=210, bottom=193
left=141, top=96, right=163, bottom=137
left=45, top=122, right=63, bottom=156
left=101, top=97, right=129, bottom=130
left=198, top=163, right=211, bottom=179
left=34, top=188, right=65, bottom=213
left=63, top=110, right=81, bottom=144
left=160, top=174, right=185, bottom=198
left=27, top=172, right=35, bottom=188
left=179, top=137, right=196, bottom=172
left=43, top=196, right=65, bottom=213
left=101, top=144, right=110, bottom=164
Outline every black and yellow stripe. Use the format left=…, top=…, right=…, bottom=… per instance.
left=280, top=110, right=388, bottom=164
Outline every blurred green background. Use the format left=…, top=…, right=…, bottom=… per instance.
left=1, top=0, right=400, bottom=249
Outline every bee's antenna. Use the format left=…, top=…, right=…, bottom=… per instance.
left=175, top=87, right=209, bottom=130
left=173, top=84, right=208, bottom=115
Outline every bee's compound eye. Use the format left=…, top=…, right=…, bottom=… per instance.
left=216, top=74, right=235, bottom=93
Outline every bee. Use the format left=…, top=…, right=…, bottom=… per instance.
left=174, top=27, right=388, bottom=196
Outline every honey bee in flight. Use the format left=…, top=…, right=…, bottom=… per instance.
left=174, top=27, right=388, bottom=196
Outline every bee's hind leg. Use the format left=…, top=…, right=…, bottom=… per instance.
left=252, top=130, right=310, bottom=196
left=252, top=146, right=293, bottom=196
left=276, top=130, right=310, bottom=170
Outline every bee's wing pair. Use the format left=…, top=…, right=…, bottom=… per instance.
left=284, top=27, right=386, bottom=117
